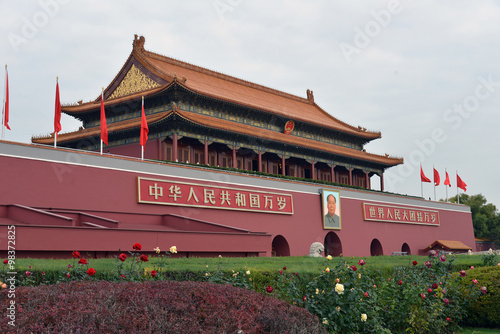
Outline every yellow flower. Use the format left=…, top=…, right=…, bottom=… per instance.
left=219, top=255, right=222, bottom=258
left=322, top=318, right=329, bottom=325
left=153, top=246, right=161, bottom=254
left=316, top=288, right=319, bottom=294
left=361, top=314, right=367, bottom=322
left=169, top=246, right=177, bottom=254
left=336, top=306, right=341, bottom=312
left=246, top=270, right=251, bottom=275
left=205, top=272, right=210, bottom=276
left=325, top=267, right=330, bottom=273
left=327, top=255, right=333, bottom=260
left=335, top=283, right=344, bottom=295
left=335, top=278, right=340, bottom=283
left=358, top=273, right=361, bottom=279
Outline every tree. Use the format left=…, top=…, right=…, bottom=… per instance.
left=442, top=194, right=500, bottom=244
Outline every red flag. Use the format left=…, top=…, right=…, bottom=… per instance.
left=433, top=168, right=440, bottom=186
left=3, top=67, right=10, bottom=130
left=457, top=174, right=467, bottom=192
left=420, top=165, right=431, bottom=183
left=100, top=92, right=108, bottom=145
left=444, top=171, right=451, bottom=187
left=140, top=97, right=148, bottom=148
left=54, top=79, right=61, bottom=135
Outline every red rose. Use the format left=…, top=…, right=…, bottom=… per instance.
left=443, top=298, right=449, bottom=305
left=140, top=254, right=149, bottom=262
left=358, top=259, right=366, bottom=266
left=119, top=253, right=127, bottom=262
left=279, top=270, right=283, bottom=274
left=266, top=285, right=273, bottom=293
left=282, top=266, right=287, bottom=271
left=459, top=270, right=466, bottom=277
left=3, top=259, right=7, bottom=265
left=398, top=280, right=403, bottom=285
left=25, top=271, right=31, bottom=277
left=351, top=265, right=357, bottom=271
left=412, top=261, right=418, bottom=266
left=446, top=317, right=450, bottom=322
left=120, top=274, right=126, bottom=279
left=427, top=288, right=433, bottom=293
left=432, top=283, right=438, bottom=289
left=151, top=270, right=157, bottom=277
left=66, top=273, right=70, bottom=278
left=78, top=258, right=87, bottom=265
left=72, top=251, right=80, bottom=258
left=295, top=273, right=299, bottom=276
left=87, top=268, right=96, bottom=276
left=363, top=292, right=369, bottom=298
left=133, top=243, right=142, bottom=251
left=420, top=293, right=426, bottom=299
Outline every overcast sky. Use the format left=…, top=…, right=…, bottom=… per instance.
left=1, top=0, right=499, bottom=208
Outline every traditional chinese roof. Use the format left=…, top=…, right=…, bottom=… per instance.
left=424, top=240, right=472, bottom=251
left=33, top=107, right=402, bottom=167
left=61, top=35, right=381, bottom=141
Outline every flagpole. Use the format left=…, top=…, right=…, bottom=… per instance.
left=54, top=76, right=58, bottom=148
left=100, top=87, right=104, bottom=155
left=456, top=170, right=459, bottom=204
left=445, top=168, right=448, bottom=202
left=2, top=65, right=6, bottom=140
left=141, top=96, right=144, bottom=161
left=433, top=165, right=436, bottom=201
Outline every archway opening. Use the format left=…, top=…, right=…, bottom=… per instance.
left=271, top=235, right=290, bottom=257
left=370, top=239, right=383, bottom=256
left=324, top=232, right=343, bottom=257
left=401, top=243, right=411, bottom=255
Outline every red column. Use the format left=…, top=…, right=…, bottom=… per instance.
left=204, top=141, right=208, bottom=165
left=311, top=161, right=316, bottom=180
left=281, top=155, right=286, bottom=176
left=365, top=171, right=369, bottom=189
left=380, top=173, right=384, bottom=192
left=258, top=151, right=262, bottom=172
left=232, top=146, right=237, bottom=168
left=172, top=134, right=178, bottom=162
left=348, top=168, right=353, bottom=186
left=330, top=165, right=335, bottom=183
left=157, top=138, right=162, bottom=160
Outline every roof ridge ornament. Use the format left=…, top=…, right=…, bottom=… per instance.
left=133, top=34, right=145, bottom=53
left=306, top=89, right=314, bottom=103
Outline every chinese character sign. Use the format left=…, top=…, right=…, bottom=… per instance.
left=362, top=203, right=440, bottom=226
left=137, top=177, right=293, bottom=214
left=322, top=189, right=341, bottom=229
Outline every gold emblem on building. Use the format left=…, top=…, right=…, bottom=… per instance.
left=108, top=64, right=159, bottom=99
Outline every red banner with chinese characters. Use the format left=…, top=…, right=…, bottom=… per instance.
left=362, top=203, right=440, bottom=226
left=138, top=177, right=293, bottom=214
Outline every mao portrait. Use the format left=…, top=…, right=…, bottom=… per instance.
left=322, top=190, right=341, bottom=229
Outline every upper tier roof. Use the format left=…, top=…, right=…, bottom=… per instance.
left=62, top=35, right=381, bottom=140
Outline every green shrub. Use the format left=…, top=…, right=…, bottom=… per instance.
left=0, top=281, right=327, bottom=333
left=458, top=266, right=500, bottom=328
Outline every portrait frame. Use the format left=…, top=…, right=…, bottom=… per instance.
left=321, top=189, right=341, bottom=229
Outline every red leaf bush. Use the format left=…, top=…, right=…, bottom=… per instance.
left=0, top=281, right=326, bottom=333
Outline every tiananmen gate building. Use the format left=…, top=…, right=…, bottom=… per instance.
left=0, top=35, right=475, bottom=258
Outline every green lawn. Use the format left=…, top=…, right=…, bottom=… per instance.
left=459, top=328, right=500, bottom=334
left=12, top=253, right=486, bottom=274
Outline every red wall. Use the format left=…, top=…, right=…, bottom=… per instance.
left=0, top=144, right=476, bottom=258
